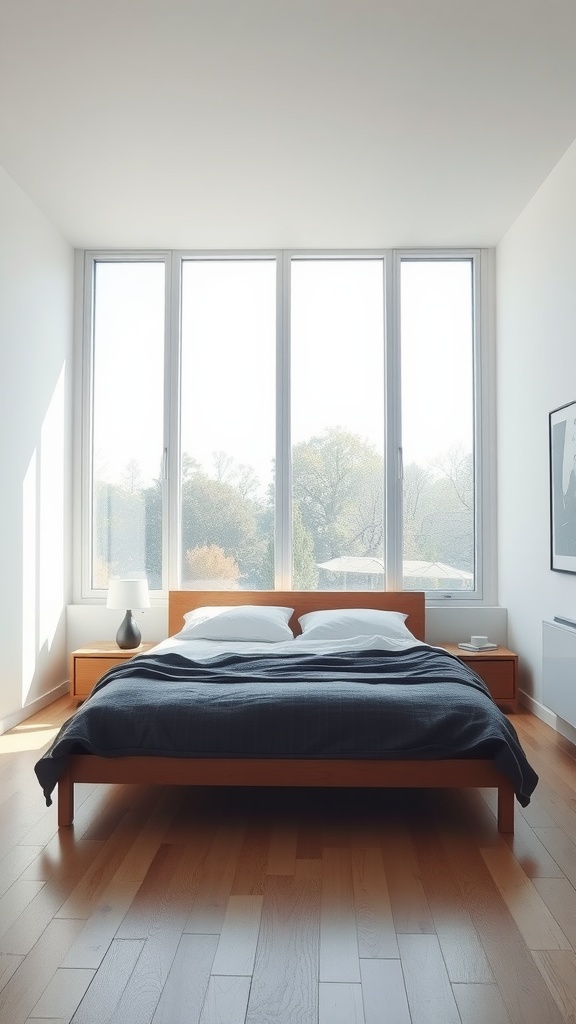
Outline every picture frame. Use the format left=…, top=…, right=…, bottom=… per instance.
left=550, top=400, right=576, bottom=573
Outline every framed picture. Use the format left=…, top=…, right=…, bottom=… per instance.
left=550, top=400, right=576, bottom=573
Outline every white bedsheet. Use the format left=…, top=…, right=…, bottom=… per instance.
left=146, top=633, right=428, bottom=662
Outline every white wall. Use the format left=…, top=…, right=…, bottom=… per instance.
left=0, top=164, right=74, bottom=732
left=64, top=601, right=507, bottom=653
left=497, top=139, right=576, bottom=733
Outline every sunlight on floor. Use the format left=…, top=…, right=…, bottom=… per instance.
left=0, top=720, right=61, bottom=753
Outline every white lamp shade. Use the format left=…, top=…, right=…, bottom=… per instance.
left=107, top=578, right=150, bottom=610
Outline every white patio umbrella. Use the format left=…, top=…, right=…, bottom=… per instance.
left=317, top=556, right=385, bottom=574
left=317, top=555, right=472, bottom=582
left=402, top=560, right=473, bottom=582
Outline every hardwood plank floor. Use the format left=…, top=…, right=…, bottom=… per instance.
left=3, top=701, right=576, bottom=1021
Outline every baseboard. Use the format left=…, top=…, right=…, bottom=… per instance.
left=519, top=689, right=557, bottom=727
left=519, top=688, right=576, bottom=748
left=0, top=681, right=69, bottom=737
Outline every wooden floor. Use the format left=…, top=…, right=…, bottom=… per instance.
left=2, top=701, right=576, bottom=1023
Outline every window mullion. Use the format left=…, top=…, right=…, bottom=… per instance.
left=165, top=252, right=181, bottom=590
left=385, top=251, right=403, bottom=590
left=275, top=252, right=292, bottom=589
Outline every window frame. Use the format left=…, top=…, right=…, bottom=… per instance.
left=77, top=250, right=172, bottom=602
left=76, top=247, right=494, bottom=604
left=393, top=248, right=494, bottom=605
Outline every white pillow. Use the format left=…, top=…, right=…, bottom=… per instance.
left=297, top=608, right=416, bottom=642
left=175, top=605, right=294, bottom=642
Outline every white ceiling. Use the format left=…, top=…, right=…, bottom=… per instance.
left=1, top=0, right=576, bottom=249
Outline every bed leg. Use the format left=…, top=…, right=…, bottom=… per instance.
left=58, top=770, right=74, bottom=827
left=497, top=781, right=515, bottom=833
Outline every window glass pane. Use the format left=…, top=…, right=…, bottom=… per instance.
left=401, top=259, right=475, bottom=592
left=291, top=259, right=385, bottom=590
left=92, top=261, right=165, bottom=590
left=180, top=260, right=276, bottom=589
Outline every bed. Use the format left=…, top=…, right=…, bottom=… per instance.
left=35, top=590, right=538, bottom=832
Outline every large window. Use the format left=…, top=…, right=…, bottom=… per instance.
left=82, top=250, right=487, bottom=599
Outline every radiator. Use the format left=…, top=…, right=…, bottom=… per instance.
left=543, top=619, right=576, bottom=726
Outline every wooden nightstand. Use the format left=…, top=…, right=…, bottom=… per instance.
left=70, top=642, right=155, bottom=702
left=440, top=643, right=518, bottom=711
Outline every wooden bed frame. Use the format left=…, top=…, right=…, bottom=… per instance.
left=57, top=590, right=515, bottom=831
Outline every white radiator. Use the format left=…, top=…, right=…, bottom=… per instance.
left=543, top=619, right=576, bottom=726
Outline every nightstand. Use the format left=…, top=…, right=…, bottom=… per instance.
left=70, top=641, right=155, bottom=702
left=440, top=643, right=518, bottom=711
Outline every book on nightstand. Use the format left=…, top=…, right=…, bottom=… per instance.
left=457, top=642, right=499, bottom=652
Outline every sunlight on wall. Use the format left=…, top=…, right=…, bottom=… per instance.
left=22, top=448, right=37, bottom=704
left=21, top=366, right=67, bottom=705
left=40, top=368, right=65, bottom=644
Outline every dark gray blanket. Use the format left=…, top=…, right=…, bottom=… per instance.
left=35, top=646, right=538, bottom=806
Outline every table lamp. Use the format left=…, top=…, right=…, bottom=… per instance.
left=107, top=578, right=150, bottom=649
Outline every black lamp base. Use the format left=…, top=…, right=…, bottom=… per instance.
left=116, top=609, right=141, bottom=650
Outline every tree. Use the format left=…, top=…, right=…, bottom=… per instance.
left=292, top=427, right=384, bottom=564
left=181, top=468, right=267, bottom=586
left=292, top=503, right=319, bottom=589
left=429, top=445, right=473, bottom=512
left=403, top=463, right=437, bottom=560
left=143, top=476, right=163, bottom=590
left=121, top=458, right=143, bottom=493
left=212, top=451, right=260, bottom=500
left=185, top=544, right=240, bottom=587
left=402, top=447, right=474, bottom=581
left=423, top=446, right=474, bottom=573
left=93, top=478, right=148, bottom=582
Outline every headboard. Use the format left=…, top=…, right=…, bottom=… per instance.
left=168, top=590, right=425, bottom=641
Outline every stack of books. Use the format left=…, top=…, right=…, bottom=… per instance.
left=458, top=641, right=498, bottom=651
